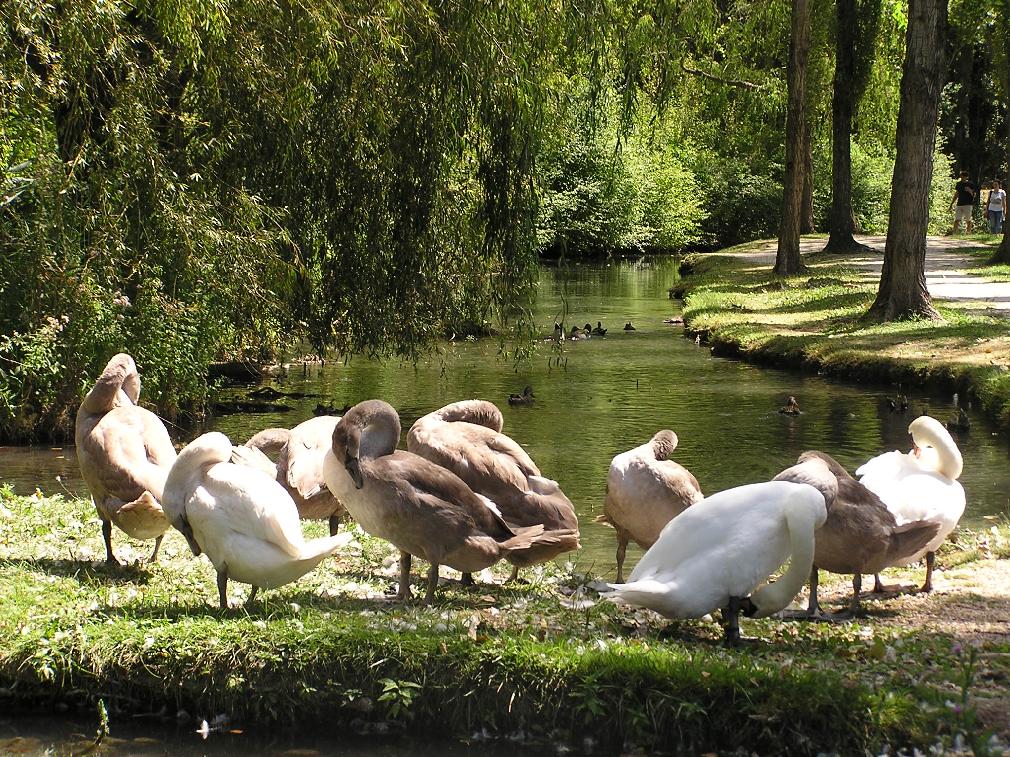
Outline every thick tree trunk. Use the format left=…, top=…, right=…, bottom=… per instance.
left=801, top=117, right=815, bottom=234
left=775, top=0, right=812, bottom=275
left=866, top=0, right=946, bottom=321
left=823, top=0, right=869, bottom=253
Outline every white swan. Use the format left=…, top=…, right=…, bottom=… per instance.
left=245, top=415, right=347, bottom=534
left=597, top=430, right=703, bottom=582
left=162, top=431, right=352, bottom=608
left=774, top=451, right=939, bottom=617
left=406, top=399, right=579, bottom=581
left=607, top=457, right=835, bottom=645
left=855, top=415, right=966, bottom=592
left=75, top=353, right=176, bottom=564
left=323, top=400, right=556, bottom=603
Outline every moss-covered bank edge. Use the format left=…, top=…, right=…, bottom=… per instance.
left=676, top=244, right=1010, bottom=432
left=0, top=616, right=925, bottom=754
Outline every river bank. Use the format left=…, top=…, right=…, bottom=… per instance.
left=676, top=235, right=1010, bottom=432
left=2, top=490, right=1010, bottom=754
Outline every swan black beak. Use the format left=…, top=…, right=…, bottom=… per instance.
left=345, top=456, right=364, bottom=489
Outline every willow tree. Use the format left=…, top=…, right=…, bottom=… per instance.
left=866, top=0, right=947, bottom=321
left=0, top=0, right=607, bottom=438
left=822, top=0, right=882, bottom=253
left=775, top=0, right=813, bottom=275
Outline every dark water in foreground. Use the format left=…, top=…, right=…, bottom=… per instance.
left=0, top=715, right=548, bottom=756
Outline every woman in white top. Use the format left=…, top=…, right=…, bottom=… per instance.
left=988, top=179, right=1006, bottom=235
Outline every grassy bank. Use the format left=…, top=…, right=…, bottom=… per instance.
left=676, top=237, right=1010, bottom=430
left=2, top=490, right=1010, bottom=753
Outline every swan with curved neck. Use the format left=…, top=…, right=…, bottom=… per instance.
left=244, top=415, right=347, bottom=534
left=162, top=431, right=351, bottom=608
left=597, top=430, right=703, bottom=582
left=323, top=399, right=554, bottom=603
left=406, top=400, right=580, bottom=581
left=775, top=451, right=939, bottom=617
left=608, top=457, right=835, bottom=645
left=75, top=353, right=175, bottom=564
left=855, top=415, right=966, bottom=592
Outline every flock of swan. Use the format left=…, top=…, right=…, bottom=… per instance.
left=74, top=353, right=966, bottom=645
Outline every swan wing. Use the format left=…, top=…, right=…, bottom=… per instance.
left=200, top=463, right=305, bottom=557
left=286, top=416, right=340, bottom=499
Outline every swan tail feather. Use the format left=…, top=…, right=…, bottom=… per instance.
left=503, top=528, right=581, bottom=567
left=298, top=531, right=355, bottom=562
left=885, top=519, right=942, bottom=566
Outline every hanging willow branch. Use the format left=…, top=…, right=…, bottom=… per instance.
left=680, top=60, right=764, bottom=90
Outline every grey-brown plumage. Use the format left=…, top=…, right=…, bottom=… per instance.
left=245, top=415, right=346, bottom=534
left=323, top=399, right=553, bottom=603
left=775, top=450, right=940, bottom=616
left=598, top=430, right=703, bottom=582
left=75, top=353, right=175, bottom=564
left=406, top=400, right=579, bottom=579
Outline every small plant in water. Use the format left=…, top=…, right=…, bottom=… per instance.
left=94, top=698, right=110, bottom=746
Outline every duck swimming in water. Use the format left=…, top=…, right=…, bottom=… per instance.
left=779, top=396, right=802, bottom=415
left=508, top=386, right=535, bottom=406
left=592, top=321, right=608, bottom=336
left=75, top=353, right=176, bottom=565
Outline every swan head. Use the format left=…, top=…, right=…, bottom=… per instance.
left=331, top=399, right=401, bottom=488
left=650, top=430, right=679, bottom=459
left=772, top=456, right=838, bottom=511
left=908, top=415, right=963, bottom=480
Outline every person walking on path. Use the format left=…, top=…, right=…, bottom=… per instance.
left=949, top=170, right=977, bottom=234
left=986, top=179, right=1006, bottom=235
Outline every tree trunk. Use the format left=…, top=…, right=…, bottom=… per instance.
left=992, top=110, right=1010, bottom=262
left=823, top=0, right=869, bottom=253
left=801, top=117, right=815, bottom=234
left=775, top=0, right=812, bottom=275
left=866, top=0, right=946, bottom=321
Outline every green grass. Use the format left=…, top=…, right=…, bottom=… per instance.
left=678, top=242, right=1010, bottom=430
left=2, top=489, right=1009, bottom=753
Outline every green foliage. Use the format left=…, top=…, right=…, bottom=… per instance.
left=536, top=113, right=705, bottom=256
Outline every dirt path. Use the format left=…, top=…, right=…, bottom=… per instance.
left=731, top=235, right=1010, bottom=311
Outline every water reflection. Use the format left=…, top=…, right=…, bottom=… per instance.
left=0, top=715, right=544, bottom=756
left=3, top=256, right=1009, bottom=577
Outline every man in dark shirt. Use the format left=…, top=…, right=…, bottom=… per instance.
left=949, top=170, right=976, bottom=234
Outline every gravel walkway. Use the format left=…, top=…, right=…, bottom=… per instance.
left=732, top=234, right=1010, bottom=310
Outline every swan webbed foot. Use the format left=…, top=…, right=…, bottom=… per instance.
left=460, top=572, right=476, bottom=587
left=147, top=534, right=164, bottom=563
